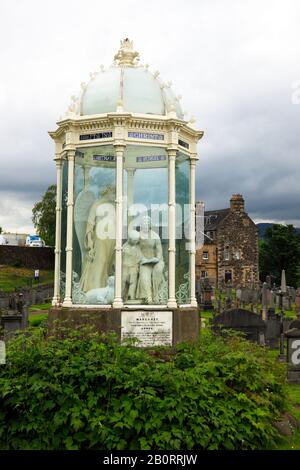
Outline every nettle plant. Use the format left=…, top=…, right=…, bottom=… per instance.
left=0, top=322, right=286, bottom=450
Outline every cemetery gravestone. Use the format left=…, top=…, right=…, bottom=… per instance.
left=285, top=327, right=300, bottom=384
left=212, top=308, right=266, bottom=344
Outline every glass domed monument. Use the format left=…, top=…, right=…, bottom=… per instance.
left=49, top=39, right=203, bottom=346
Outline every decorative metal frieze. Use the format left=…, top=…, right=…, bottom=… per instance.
left=178, top=139, right=189, bottom=149
left=157, top=273, right=168, bottom=304
left=79, top=131, right=113, bottom=141
left=128, top=131, right=164, bottom=141
left=136, top=155, right=166, bottom=162
left=72, top=272, right=87, bottom=304
left=176, top=272, right=190, bottom=304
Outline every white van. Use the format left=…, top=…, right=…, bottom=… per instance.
left=0, top=235, right=7, bottom=245
left=25, top=235, right=45, bottom=247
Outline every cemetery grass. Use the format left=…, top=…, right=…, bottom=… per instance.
left=0, top=266, right=54, bottom=293
left=29, top=302, right=51, bottom=326
left=0, top=323, right=288, bottom=450
left=275, top=384, right=300, bottom=450
left=29, top=302, right=52, bottom=310
left=29, top=312, right=49, bottom=326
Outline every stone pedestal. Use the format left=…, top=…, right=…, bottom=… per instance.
left=49, top=306, right=200, bottom=347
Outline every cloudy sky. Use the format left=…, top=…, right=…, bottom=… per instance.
left=0, top=0, right=299, bottom=233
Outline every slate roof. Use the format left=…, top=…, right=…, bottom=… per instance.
left=204, top=208, right=230, bottom=231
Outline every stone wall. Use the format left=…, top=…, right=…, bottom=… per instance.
left=217, top=210, right=259, bottom=286
left=0, top=245, right=54, bottom=270
left=195, top=244, right=217, bottom=285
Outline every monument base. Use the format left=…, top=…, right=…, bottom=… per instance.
left=49, top=306, right=200, bottom=347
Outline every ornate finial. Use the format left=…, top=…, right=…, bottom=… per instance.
left=116, top=99, right=124, bottom=112
left=114, top=38, right=140, bottom=66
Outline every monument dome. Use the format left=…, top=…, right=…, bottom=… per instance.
left=80, top=38, right=184, bottom=118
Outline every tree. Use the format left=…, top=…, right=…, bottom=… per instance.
left=0, top=227, right=2, bottom=234
left=259, top=224, right=300, bottom=286
left=32, top=185, right=56, bottom=246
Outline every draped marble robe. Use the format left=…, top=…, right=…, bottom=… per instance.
left=80, top=187, right=115, bottom=292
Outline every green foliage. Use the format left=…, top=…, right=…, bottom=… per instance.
left=32, top=184, right=56, bottom=246
left=259, top=224, right=300, bottom=286
left=0, top=324, right=287, bottom=450
left=28, top=313, right=48, bottom=327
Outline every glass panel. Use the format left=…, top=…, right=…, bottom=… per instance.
left=123, top=145, right=168, bottom=304
left=175, top=152, right=191, bottom=304
left=60, top=159, right=68, bottom=301
left=72, top=145, right=116, bottom=304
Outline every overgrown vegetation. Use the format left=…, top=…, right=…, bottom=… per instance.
left=0, top=266, right=54, bottom=293
left=0, top=324, right=287, bottom=450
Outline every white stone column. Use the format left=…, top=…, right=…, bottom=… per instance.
left=63, top=149, right=75, bottom=307
left=126, top=168, right=135, bottom=228
left=167, top=148, right=177, bottom=308
left=113, top=144, right=125, bottom=308
left=190, top=157, right=197, bottom=307
left=52, top=155, right=63, bottom=306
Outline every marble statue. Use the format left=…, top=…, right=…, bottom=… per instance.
left=80, top=185, right=116, bottom=292
left=85, top=275, right=115, bottom=304
left=122, top=230, right=143, bottom=301
left=136, top=216, right=164, bottom=304
left=74, top=189, right=96, bottom=270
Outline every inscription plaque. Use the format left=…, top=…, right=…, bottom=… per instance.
left=121, top=311, right=172, bottom=347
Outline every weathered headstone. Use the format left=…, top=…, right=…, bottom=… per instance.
left=285, top=327, right=300, bottom=384
left=212, top=308, right=266, bottom=344
left=262, top=282, right=268, bottom=320
left=268, top=290, right=275, bottom=315
left=296, top=289, right=300, bottom=317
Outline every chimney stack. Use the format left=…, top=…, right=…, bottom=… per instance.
left=230, top=194, right=244, bottom=212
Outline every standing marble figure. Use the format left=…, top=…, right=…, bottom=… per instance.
left=137, top=216, right=164, bottom=304
left=80, top=185, right=116, bottom=292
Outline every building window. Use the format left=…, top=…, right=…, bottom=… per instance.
left=201, top=271, right=208, bottom=278
left=235, top=250, right=241, bottom=260
left=225, top=270, right=232, bottom=283
left=224, top=245, right=230, bottom=261
left=203, top=251, right=209, bottom=261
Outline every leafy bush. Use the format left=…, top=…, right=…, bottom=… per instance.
left=0, top=323, right=287, bottom=450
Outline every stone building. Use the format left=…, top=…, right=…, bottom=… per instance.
left=196, top=194, right=259, bottom=287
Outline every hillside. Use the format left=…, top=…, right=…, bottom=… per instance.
left=256, top=223, right=300, bottom=239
